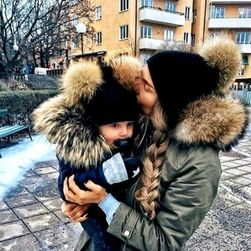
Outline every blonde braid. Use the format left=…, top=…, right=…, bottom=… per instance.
left=135, top=101, right=168, bottom=220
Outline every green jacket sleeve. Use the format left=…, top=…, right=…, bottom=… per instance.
left=107, top=145, right=222, bottom=251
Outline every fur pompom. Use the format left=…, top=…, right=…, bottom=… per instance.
left=61, top=61, right=102, bottom=108
left=198, top=36, right=241, bottom=92
left=108, top=55, right=141, bottom=90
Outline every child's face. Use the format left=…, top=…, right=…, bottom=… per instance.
left=99, top=121, right=134, bottom=146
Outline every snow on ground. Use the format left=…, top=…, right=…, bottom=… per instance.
left=0, top=134, right=56, bottom=199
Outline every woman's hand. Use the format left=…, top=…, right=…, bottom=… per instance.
left=63, top=175, right=108, bottom=205
left=61, top=201, right=89, bottom=222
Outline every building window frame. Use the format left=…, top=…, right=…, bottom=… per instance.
left=119, top=0, right=129, bottom=12
left=119, top=25, right=129, bottom=40
left=141, top=0, right=153, bottom=7
left=164, top=29, right=174, bottom=41
left=96, top=6, right=102, bottom=20
left=140, top=25, right=152, bottom=39
left=236, top=32, right=250, bottom=44
left=96, top=32, right=102, bottom=45
left=184, top=32, right=189, bottom=44
left=191, top=34, right=195, bottom=47
left=165, top=1, right=176, bottom=13
left=185, top=7, right=191, bottom=20
left=210, top=6, right=225, bottom=18
left=238, top=8, right=251, bottom=18
left=242, top=55, right=249, bottom=65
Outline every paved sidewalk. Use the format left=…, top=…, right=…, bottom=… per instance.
left=0, top=130, right=250, bottom=250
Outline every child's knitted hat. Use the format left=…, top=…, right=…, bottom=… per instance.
left=61, top=57, right=141, bottom=126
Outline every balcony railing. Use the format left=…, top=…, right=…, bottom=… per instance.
left=139, top=38, right=165, bottom=50
left=238, top=44, right=251, bottom=54
left=139, top=38, right=188, bottom=50
left=139, top=6, right=185, bottom=26
left=208, top=17, right=251, bottom=28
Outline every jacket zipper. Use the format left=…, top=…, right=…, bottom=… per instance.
left=122, top=243, right=126, bottom=251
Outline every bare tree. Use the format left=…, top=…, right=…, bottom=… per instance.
left=0, top=0, right=95, bottom=74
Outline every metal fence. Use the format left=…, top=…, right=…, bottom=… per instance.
left=232, top=89, right=251, bottom=105
left=47, top=69, right=63, bottom=76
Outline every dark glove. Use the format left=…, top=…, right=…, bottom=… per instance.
left=123, top=157, right=142, bottom=178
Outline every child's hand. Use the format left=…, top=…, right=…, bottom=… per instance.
left=61, top=201, right=89, bottom=222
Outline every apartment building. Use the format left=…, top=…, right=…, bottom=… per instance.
left=193, top=0, right=251, bottom=86
left=70, top=0, right=250, bottom=85
left=88, top=0, right=193, bottom=61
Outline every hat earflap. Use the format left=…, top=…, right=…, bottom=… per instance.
left=108, top=55, right=141, bottom=90
left=61, top=61, right=102, bottom=109
left=198, top=36, right=241, bottom=93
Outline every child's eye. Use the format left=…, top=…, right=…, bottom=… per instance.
left=110, top=123, right=119, bottom=128
left=127, top=122, right=134, bottom=127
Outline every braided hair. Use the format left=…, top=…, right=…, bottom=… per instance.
left=135, top=101, right=168, bottom=220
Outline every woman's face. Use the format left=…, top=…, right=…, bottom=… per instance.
left=134, top=65, right=157, bottom=116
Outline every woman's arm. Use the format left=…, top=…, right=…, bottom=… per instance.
left=63, top=176, right=108, bottom=205
left=64, top=147, right=221, bottom=251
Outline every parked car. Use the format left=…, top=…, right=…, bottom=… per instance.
left=34, top=67, right=49, bottom=75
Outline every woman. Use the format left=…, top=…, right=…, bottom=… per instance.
left=62, top=36, right=248, bottom=251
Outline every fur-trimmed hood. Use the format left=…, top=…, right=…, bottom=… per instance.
left=173, top=94, right=248, bottom=151
left=32, top=95, right=113, bottom=168
left=32, top=56, right=141, bottom=169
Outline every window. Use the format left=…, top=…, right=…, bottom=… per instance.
left=239, top=8, right=251, bottom=18
left=242, top=55, right=249, bottom=65
left=141, top=0, right=152, bottom=7
left=184, top=32, right=189, bottom=44
left=193, top=9, right=197, bottom=23
left=140, top=25, right=152, bottom=38
left=165, top=1, right=176, bottom=12
left=96, top=6, right=102, bottom=20
left=185, top=7, right=191, bottom=20
left=120, top=0, right=129, bottom=12
left=164, top=29, right=174, bottom=41
left=236, top=32, right=250, bottom=44
left=210, top=31, right=220, bottom=38
left=210, top=6, right=225, bottom=18
left=191, top=34, right=195, bottom=46
left=96, top=32, right=102, bottom=44
left=120, top=25, right=128, bottom=40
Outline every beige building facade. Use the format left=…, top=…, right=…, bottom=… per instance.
left=71, top=0, right=251, bottom=84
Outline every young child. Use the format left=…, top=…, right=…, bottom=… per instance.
left=32, top=59, right=142, bottom=251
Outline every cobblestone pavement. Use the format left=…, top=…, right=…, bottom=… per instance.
left=0, top=125, right=250, bottom=250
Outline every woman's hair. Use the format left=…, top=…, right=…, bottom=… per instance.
left=135, top=100, right=169, bottom=220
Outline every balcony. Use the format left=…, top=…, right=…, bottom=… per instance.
left=139, top=7, right=185, bottom=26
left=139, top=38, right=187, bottom=50
left=238, top=44, right=251, bottom=54
left=139, top=38, right=166, bottom=50
left=210, top=0, right=251, bottom=3
left=208, top=18, right=251, bottom=29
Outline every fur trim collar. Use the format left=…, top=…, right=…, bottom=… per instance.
left=32, top=95, right=112, bottom=169
left=173, top=95, right=248, bottom=151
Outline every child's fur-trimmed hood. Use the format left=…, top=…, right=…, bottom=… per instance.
left=32, top=56, right=141, bottom=169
